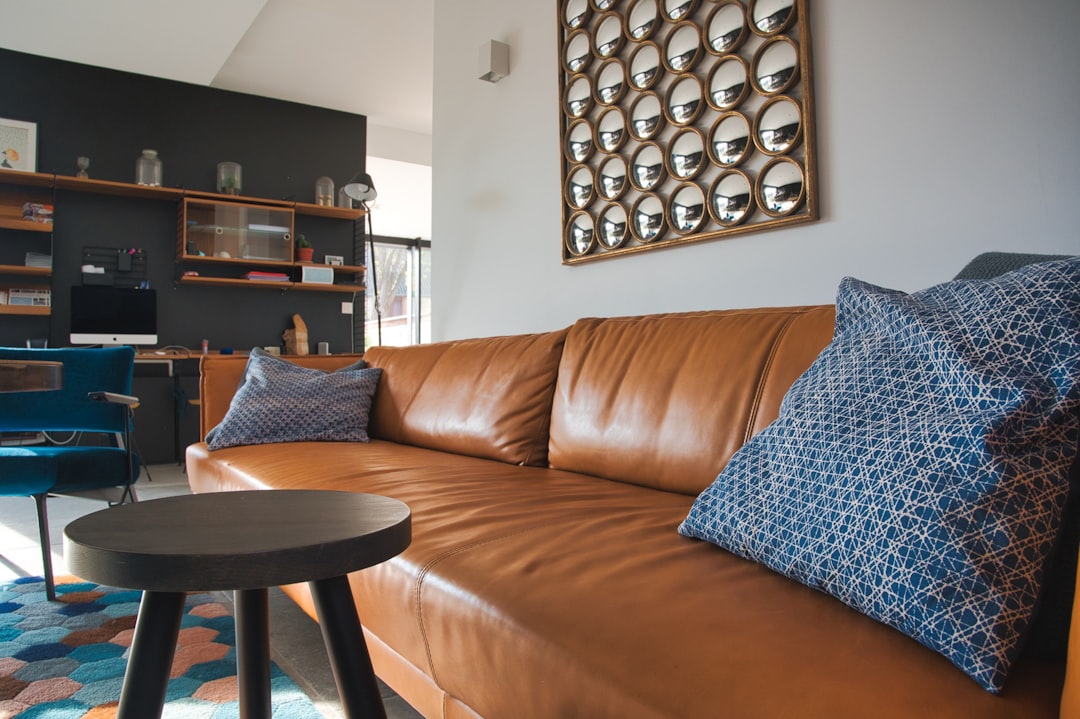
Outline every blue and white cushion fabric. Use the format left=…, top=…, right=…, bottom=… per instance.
left=679, top=257, right=1080, bottom=693
left=206, top=350, right=381, bottom=450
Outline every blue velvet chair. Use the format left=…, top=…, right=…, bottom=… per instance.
left=0, top=346, right=140, bottom=600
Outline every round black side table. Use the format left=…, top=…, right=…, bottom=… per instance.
left=64, top=489, right=411, bottom=719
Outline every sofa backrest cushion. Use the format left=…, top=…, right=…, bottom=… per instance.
left=548, top=306, right=835, bottom=495
left=363, top=328, right=569, bottom=466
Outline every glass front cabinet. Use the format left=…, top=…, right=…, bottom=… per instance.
left=179, top=198, right=294, bottom=267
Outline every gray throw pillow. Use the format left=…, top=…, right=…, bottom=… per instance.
left=206, top=350, right=380, bottom=450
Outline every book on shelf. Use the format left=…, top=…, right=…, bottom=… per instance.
left=21, top=202, right=53, bottom=223
left=245, top=271, right=290, bottom=281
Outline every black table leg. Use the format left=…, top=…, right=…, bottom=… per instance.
left=310, top=575, right=387, bottom=719
left=117, top=590, right=186, bottom=719
left=235, top=587, right=272, bottom=719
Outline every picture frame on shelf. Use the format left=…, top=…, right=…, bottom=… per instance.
left=0, top=118, right=37, bottom=172
left=325, top=255, right=344, bottom=266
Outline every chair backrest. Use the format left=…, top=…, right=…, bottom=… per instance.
left=0, top=346, right=135, bottom=433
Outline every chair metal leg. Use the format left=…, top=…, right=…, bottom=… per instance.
left=32, top=494, right=55, bottom=601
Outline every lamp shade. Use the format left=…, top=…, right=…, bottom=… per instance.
left=342, top=172, right=377, bottom=204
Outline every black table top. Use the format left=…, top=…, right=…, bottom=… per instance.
left=63, top=490, right=411, bottom=592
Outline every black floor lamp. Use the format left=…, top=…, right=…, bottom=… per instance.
left=341, top=172, right=380, bottom=346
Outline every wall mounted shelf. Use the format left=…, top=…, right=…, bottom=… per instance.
left=0, top=218, right=52, bottom=232
left=177, top=275, right=364, bottom=293
left=0, top=168, right=366, bottom=300
left=0, top=169, right=366, bottom=220
left=0, top=265, right=50, bottom=277
left=0, top=305, right=50, bottom=316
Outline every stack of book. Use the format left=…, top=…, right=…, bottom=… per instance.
left=245, top=271, right=289, bottom=282
left=22, top=202, right=53, bottom=224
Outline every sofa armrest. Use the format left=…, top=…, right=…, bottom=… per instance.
left=1062, top=553, right=1080, bottom=718
left=197, top=354, right=366, bottom=438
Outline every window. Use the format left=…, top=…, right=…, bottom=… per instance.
left=364, top=237, right=430, bottom=348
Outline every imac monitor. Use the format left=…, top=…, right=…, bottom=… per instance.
left=70, top=286, right=158, bottom=346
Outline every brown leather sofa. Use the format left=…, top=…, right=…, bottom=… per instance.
left=186, top=305, right=1076, bottom=719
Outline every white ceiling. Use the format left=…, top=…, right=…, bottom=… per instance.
left=0, top=0, right=435, bottom=138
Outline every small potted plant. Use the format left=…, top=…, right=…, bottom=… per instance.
left=295, top=234, right=314, bottom=263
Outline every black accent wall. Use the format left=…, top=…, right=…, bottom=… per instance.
left=1, top=48, right=367, bottom=353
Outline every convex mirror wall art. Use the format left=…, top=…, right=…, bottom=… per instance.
left=560, top=0, right=818, bottom=263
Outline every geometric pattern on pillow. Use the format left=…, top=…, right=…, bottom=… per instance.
left=206, top=349, right=381, bottom=451
left=679, top=257, right=1080, bottom=693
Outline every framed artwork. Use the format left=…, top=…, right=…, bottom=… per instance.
left=0, top=117, right=37, bottom=172
left=324, top=255, right=344, bottom=266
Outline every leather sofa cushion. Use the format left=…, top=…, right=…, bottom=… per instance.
left=364, top=329, right=568, bottom=466
left=185, top=439, right=1063, bottom=719
left=548, top=306, right=835, bottom=495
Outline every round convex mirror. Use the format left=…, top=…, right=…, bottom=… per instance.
left=596, top=155, right=629, bottom=201
left=563, top=75, right=593, bottom=119
left=595, top=59, right=627, bottom=105
left=631, top=193, right=666, bottom=242
left=708, top=170, right=755, bottom=226
left=629, top=92, right=665, bottom=140
left=594, top=12, right=625, bottom=58
left=564, top=119, right=595, bottom=163
left=667, top=127, right=706, bottom=181
left=706, top=1, right=747, bottom=55
left=628, top=42, right=662, bottom=91
left=565, top=165, right=595, bottom=209
left=663, top=22, right=702, bottom=73
left=595, top=107, right=627, bottom=153
left=668, top=182, right=706, bottom=234
left=665, top=74, right=704, bottom=126
left=708, top=112, right=752, bottom=166
left=597, top=203, right=629, bottom=249
left=750, top=0, right=796, bottom=36
left=630, top=142, right=666, bottom=191
left=752, top=36, right=799, bottom=96
left=625, top=0, right=659, bottom=41
left=563, top=30, right=593, bottom=75
left=757, top=157, right=805, bottom=216
left=754, top=95, right=802, bottom=155
left=565, top=211, right=596, bottom=256
left=563, top=0, right=591, bottom=29
left=663, top=0, right=699, bottom=23
left=706, top=56, right=749, bottom=111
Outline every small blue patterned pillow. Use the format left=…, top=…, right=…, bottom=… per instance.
left=679, top=258, right=1080, bottom=693
left=206, top=351, right=381, bottom=451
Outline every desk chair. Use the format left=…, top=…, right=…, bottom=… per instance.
left=0, top=346, right=140, bottom=600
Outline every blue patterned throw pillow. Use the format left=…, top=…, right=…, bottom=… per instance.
left=679, top=258, right=1080, bottom=693
left=206, top=350, right=381, bottom=451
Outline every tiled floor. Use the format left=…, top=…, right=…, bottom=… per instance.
left=0, top=462, right=423, bottom=719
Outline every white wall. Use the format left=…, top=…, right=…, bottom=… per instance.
left=432, top=0, right=1080, bottom=341
left=365, top=156, right=432, bottom=240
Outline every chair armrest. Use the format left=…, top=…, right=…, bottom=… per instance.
left=88, top=391, right=140, bottom=406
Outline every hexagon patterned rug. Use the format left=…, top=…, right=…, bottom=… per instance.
left=0, top=576, right=322, bottom=718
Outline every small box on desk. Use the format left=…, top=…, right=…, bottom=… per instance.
left=300, top=265, right=334, bottom=284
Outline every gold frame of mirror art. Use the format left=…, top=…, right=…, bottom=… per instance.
left=559, top=0, right=818, bottom=264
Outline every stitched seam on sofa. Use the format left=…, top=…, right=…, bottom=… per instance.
left=742, top=311, right=802, bottom=447
left=414, top=523, right=563, bottom=687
